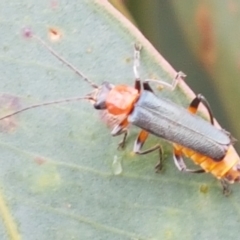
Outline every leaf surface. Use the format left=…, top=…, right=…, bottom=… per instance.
left=0, top=1, right=239, bottom=240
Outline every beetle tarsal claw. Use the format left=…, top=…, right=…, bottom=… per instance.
left=176, top=71, right=187, bottom=79
left=134, top=43, right=142, bottom=51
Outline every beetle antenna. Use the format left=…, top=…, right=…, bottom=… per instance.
left=23, top=28, right=98, bottom=89
left=0, top=95, right=94, bottom=120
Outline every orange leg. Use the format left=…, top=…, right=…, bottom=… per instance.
left=111, top=118, right=129, bottom=149
left=134, top=129, right=163, bottom=172
left=173, top=148, right=204, bottom=173
left=188, top=94, right=214, bottom=124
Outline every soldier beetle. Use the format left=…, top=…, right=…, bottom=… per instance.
left=1, top=29, right=239, bottom=194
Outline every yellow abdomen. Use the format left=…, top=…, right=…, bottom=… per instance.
left=174, top=144, right=240, bottom=182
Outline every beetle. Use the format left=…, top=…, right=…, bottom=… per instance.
left=1, top=30, right=239, bottom=194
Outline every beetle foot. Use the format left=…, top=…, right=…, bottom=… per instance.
left=221, top=179, right=231, bottom=196
left=117, top=141, right=125, bottom=150
left=155, top=161, right=163, bottom=173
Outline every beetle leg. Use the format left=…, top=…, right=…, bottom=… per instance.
left=188, top=94, right=214, bottom=124
left=133, top=44, right=142, bottom=92
left=143, top=81, right=154, bottom=92
left=133, top=43, right=142, bottom=80
left=144, top=71, right=186, bottom=91
left=173, top=149, right=205, bottom=173
left=112, top=127, right=128, bottom=150
left=111, top=118, right=129, bottom=149
left=117, top=130, right=128, bottom=150
left=134, top=129, right=163, bottom=172
left=220, top=179, right=231, bottom=196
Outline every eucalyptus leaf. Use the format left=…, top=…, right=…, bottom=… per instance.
left=0, top=1, right=239, bottom=240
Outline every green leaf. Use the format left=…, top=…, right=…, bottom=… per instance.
left=0, top=1, right=239, bottom=240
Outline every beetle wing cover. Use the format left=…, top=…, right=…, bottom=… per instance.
left=128, top=91, right=230, bottom=161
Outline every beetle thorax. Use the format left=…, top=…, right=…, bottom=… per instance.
left=106, top=85, right=139, bottom=115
